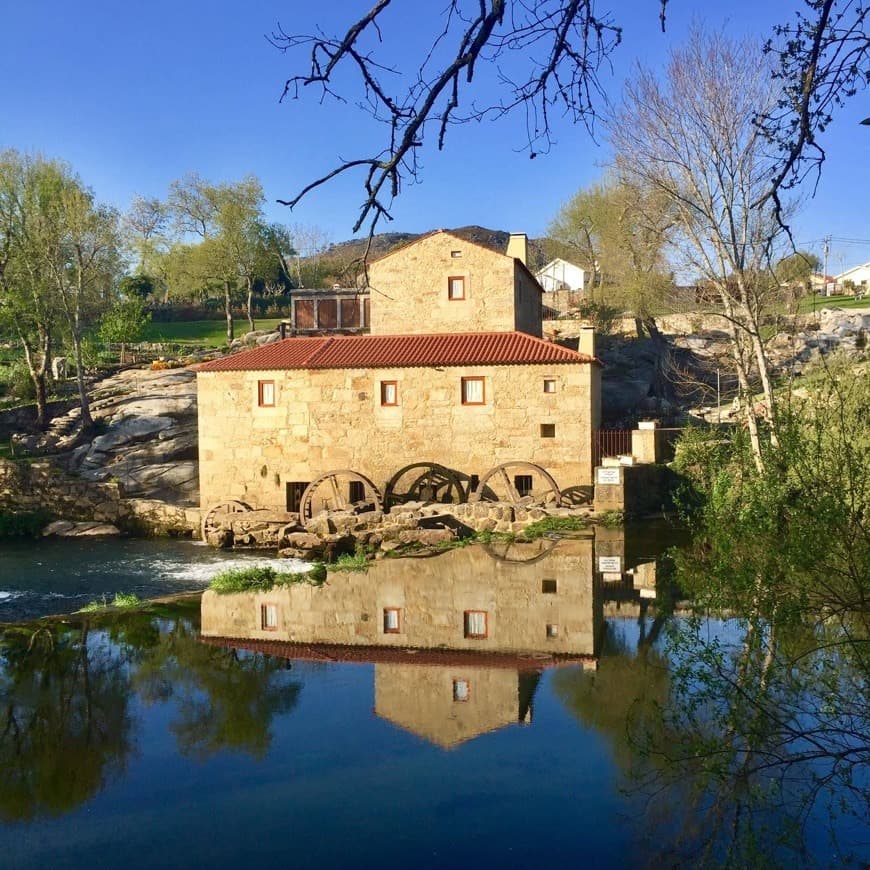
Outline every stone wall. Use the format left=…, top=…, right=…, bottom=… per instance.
left=197, top=360, right=598, bottom=513
left=368, top=231, right=541, bottom=337
left=0, top=400, right=76, bottom=439
left=0, top=458, right=200, bottom=535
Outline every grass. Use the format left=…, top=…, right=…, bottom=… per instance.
left=77, top=591, right=142, bottom=612
left=330, top=551, right=370, bottom=572
left=141, top=318, right=283, bottom=347
left=520, top=515, right=589, bottom=539
left=209, top=564, right=324, bottom=594
left=797, top=294, right=868, bottom=315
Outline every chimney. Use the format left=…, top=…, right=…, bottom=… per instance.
left=579, top=325, right=596, bottom=358
left=506, top=232, right=528, bottom=266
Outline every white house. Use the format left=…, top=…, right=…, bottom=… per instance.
left=831, top=263, right=870, bottom=295
left=535, top=258, right=590, bottom=294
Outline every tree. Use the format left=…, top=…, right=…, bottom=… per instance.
left=609, top=31, right=786, bottom=470
left=98, top=297, right=151, bottom=363
left=0, top=151, right=60, bottom=428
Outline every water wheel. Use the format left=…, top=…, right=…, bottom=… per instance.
left=299, top=469, right=382, bottom=519
left=384, top=462, right=468, bottom=508
left=470, top=461, right=561, bottom=507
left=201, top=500, right=252, bottom=542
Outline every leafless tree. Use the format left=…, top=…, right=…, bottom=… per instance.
left=759, top=0, right=870, bottom=224
left=271, top=0, right=633, bottom=240
left=610, top=31, right=788, bottom=470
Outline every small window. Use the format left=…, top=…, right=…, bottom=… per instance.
left=261, top=603, right=278, bottom=631
left=461, top=377, right=485, bottom=405
left=514, top=474, right=533, bottom=497
left=541, top=579, right=557, bottom=594
left=450, top=250, right=462, bottom=258
left=543, top=378, right=556, bottom=394
left=383, top=608, right=402, bottom=634
left=448, top=276, right=466, bottom=300
left=546, top=623, right=559, bottom=638
left=380, top=380, right=398, bottom=406
left=540, top=423, right=556, bottom=438
left=453, top=679, right=470, bottom=702
left=258, top=380, right=275, bottom=407
left=348, top=480, right=365, bottom=503
left=286, top=481, right=310, bottom=513
left=464, top=610, right=488, bottom=639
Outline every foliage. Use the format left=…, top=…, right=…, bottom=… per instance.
left=571, top=299, right=622, bottom=336
left=208, top=565, right=323, bottom=595
left=112, top=592, right=141, bottom=608
left=330, top=551, right=370, bottom=572
left=598, top=510, right=625, bottom=528
left=0, top=509, right=53, bottom=538
left=520, top=515, right=589, bottom=539
left=98, top=297, right=151, bottom=346
left=117, top=273, right=156, bottom=300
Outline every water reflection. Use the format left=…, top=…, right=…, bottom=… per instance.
left=201, top=534, right=665, bottom=748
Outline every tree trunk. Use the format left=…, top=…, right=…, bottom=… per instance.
left=246, top=276, right=255, bottom=333
left=17, top=328, right=49, bottom=430
left=224, top=280, right=234, bottom=342
left=71, top=327, right=93, bottom=431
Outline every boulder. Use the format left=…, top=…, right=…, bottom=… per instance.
left=42, top=520, right=121, bottom=537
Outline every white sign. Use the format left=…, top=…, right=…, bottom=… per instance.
left=596, top=467, right=620, bottom=485
left=598, top=556, right=622, bottom=573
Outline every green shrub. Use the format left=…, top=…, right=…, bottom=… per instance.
left=209, top=564, right=324, bottom=594
left=112, top=592, right=141, bottom=608
left=598, top=510, right=625, bottom=527
left=331, top=551, right=370, bottom=572
left=520, top=515, right=589, bottom=539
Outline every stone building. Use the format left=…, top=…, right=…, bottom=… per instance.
left=195, top=230, right=600, bottom=518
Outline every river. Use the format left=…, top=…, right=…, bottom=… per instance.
left=0, top=527, right=865, bottom=867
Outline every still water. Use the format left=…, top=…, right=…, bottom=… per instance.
left=0, top=528, right=865, bottom=868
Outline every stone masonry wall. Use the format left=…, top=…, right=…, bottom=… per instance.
left=197, top=361, right=597, bottom=512
left=368, top=231, right=541, bottom=337
left=0, top=458, right=200, bottom=535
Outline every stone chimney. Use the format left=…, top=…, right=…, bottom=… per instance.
left=579, top=325, right=596, bottom=358
left=506, top=232, right=528, bottom=266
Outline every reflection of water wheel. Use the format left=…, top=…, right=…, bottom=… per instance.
left=384, top=462, right=467, bottom=508
left=299, top=469, right=382, bottom=519
left=201, top=500, right=252, bottom=541
left=481, top=537, right=560, bottom=564
left=470, top=462, right=561, bottom=507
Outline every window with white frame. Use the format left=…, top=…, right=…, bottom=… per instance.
left=453, top=679, right=470, bottom=702
left=461, top=377, right=485, bottom=405
left=464, top=610, right=488, bottom=639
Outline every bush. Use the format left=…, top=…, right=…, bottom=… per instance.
left=520, top=515, right=589, bottom=539
left=209, top=564, right=323, bottom=594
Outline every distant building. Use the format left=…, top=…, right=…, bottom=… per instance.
left=830, top=263, right=870, bottom=296
left=535, top=257, right=590, bottom=293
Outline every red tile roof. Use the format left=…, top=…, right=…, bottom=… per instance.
left=195, top=331, right=597, bottom=372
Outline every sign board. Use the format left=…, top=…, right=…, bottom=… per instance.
left=596, top=467, right=621, bottom=485
left=598, top=556, right=622, bottom=573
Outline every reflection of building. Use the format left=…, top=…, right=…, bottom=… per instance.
left=201, top=539, right=602, bottom=748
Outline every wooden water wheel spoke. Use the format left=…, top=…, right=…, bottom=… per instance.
left=470, top=462, right=562, bottom=507
left=299, top=469, right=382, bottom=520
left=201, top=500, right=253, bottom=541
left=384, top=462, right=467, bottom=508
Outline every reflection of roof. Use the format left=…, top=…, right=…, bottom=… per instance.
left=199, top=636, right=594, bottom=670
left=194, top=331, right=598, bottom=373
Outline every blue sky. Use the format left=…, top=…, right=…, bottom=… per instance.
left=2, top=0, right=868, bottom=272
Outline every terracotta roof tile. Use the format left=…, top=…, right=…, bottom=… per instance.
left=195, top=331, right=597, bottom=372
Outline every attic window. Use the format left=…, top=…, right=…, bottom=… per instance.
left=380, top=380, right=398, bottom=406
left=540, top=423, right=556, bottom=438
left=450, top=250, right=462, bottom=258
left=453, top=679, right=470, bottom=701
left=383, top=608, right=402, bottom=634
left=261, top=603, right=278, bottom=631
left=464, top=610, right=488, bottom=639
left=461, top=377, right=485, bottom=405
left=543, top=378, right=557, bottom=394
left=448, top=276, right=466, bottom=300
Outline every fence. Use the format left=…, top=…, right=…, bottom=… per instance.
left=594, top=429, right=633, bottom=466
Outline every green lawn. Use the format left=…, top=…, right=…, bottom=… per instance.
left=798, top=294, right=868, bottom=315
left=141, top=318, right=283, bottom=347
